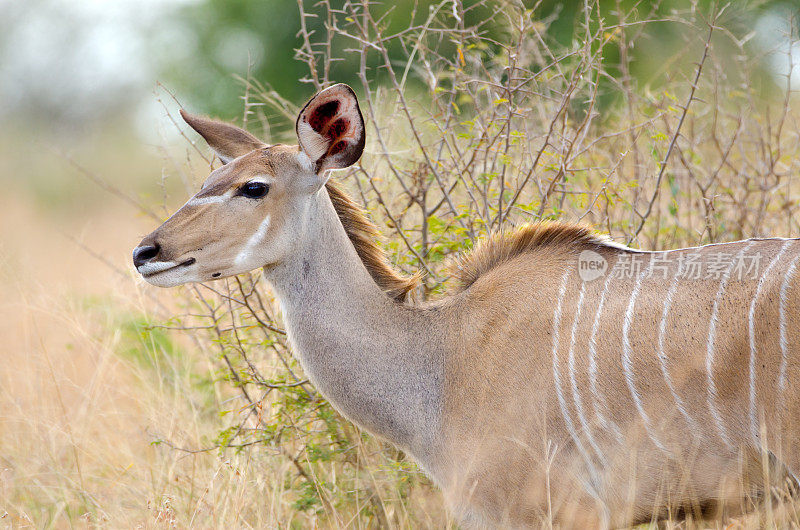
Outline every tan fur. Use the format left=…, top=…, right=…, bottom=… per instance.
left=180, top=110, right=265, bottom=162
left=439, top=236, right=800, bottom=527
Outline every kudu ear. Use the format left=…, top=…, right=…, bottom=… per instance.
left=296, top=84, right=365, bottom=174
left=180, top=109, right=266, bottom=164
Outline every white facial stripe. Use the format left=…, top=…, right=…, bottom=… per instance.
left=234, top=214, right=271, bottom=267
left=137, top=261, right=179, bottom=275
left=187, top=195, right=227, bottom=206
left=187, top=178, right=274, bottom=207
left=748, top=241, right=790, bottom=444
left=623, top=263, right=667, bottom=452
left=706, top=241, right=755, bottom=449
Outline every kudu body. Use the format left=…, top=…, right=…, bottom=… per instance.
left=134, top=84, right=800, bottom=528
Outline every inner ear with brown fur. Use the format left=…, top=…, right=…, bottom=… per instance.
left=295, top=84, right=366, bottom=173
left=180, top=110, right=266, bottom=164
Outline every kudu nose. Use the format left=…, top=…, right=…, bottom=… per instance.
left=133, top=243, right=161, bottom=268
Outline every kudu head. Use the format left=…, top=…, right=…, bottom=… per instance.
left=133, top=84, right=365, bottom=287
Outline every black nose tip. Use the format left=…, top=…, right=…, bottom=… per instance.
left=133, top=243, right=160, bottom=268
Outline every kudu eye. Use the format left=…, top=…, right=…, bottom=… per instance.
left=240, top=181, right=269, bottom=199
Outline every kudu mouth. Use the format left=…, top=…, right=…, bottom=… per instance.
left=136, top=256, right=196, bottom=279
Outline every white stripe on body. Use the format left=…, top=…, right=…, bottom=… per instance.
left=630, top=237, right=800, bottom=254
left=706, top=241, right=755, bottom=449
left=588, top=272, right=625, bottom=444
left=587, top=236, right=800, bottom=255
left=552, top=269, right=602, bottom=493
left=622, top=262, right=668, bottom=452
left=748, top=241, right=791, bottom=444
left=568, top=283, right=608, bottom=466
left=779, top=251, right=800, bottom=392
left=658, top=251, right=700, bottom=433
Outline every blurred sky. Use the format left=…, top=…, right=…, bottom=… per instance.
left=0, top=0, right=192, bottom=138
left=0, top=0, right=797, bottom=142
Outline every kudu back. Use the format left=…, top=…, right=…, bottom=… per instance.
left=134, top=84, right=800, bottom=528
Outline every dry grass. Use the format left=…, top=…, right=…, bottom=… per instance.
left=3, top=0, right=800, bottom=528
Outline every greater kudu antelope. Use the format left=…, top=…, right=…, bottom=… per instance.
left=133, top=84, right=800, bottom=528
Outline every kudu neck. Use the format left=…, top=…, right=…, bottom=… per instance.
left=262, top=187, right=443, bottom=467
left=265, top=186, right=399, bottom=321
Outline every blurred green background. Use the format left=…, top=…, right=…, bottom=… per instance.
left=0, top=0, right=795, bottom=220
left=2, top=0, right=797, bottom=130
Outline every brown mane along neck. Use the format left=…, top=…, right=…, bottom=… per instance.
left=325, top=182, right=623, bottom=302
left=448, top=221, right=621, bottom=292
left=325, top=180, right=420, bottom=302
